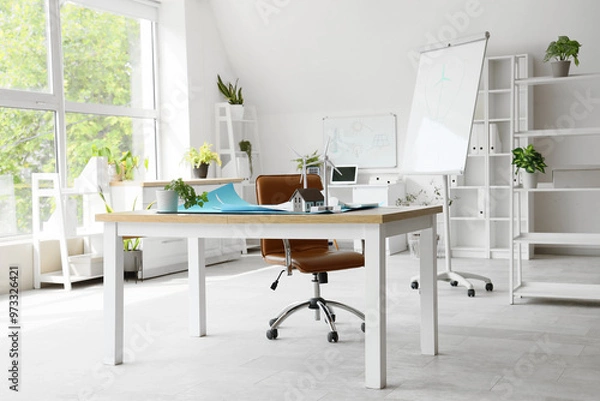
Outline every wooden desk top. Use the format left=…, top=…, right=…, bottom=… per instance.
left=96, top=205, right=442, bottom=225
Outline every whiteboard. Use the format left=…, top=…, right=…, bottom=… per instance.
left=323, top=114, right=396, bottom=168
left=401, top=33, right=488, bottom=175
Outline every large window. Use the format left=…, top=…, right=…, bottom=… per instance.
left=0, top=0, right=159, bottom=238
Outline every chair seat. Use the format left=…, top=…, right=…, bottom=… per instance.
left=264, top=249, right=364, bottom=273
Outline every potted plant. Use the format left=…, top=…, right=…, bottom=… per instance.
left=292, top=150, right=322, bottom=174
left=157, top=178, right=209, bottom=212
left=543, top=35, right=582, bottom=77
left=98, top=189, right=154, bottom=277
left=238, top=139, right=253, bottom=179
left=91, top=145, right=148, bottom=181
left=217, top=74, right=244, bottom=120
left=512, top=144, right=547, bottom=189
left=396, top=181, right=457, bottom=258
left=183, top=142, right=222, bottom=179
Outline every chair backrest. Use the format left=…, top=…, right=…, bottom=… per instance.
left=255, top=174, right=328, bottom=257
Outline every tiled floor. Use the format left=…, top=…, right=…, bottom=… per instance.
left=1, top=251, right=599, bottom=400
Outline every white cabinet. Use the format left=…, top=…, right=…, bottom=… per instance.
left=329, top=182, right=406, bottom=254
left=509, top=72, right=600, bottom=303
left=110, top=178, right=245, bottom=279
left=450, top=54, right=531, bottom=259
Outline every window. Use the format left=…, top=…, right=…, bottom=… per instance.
left=0, top=0, right=159, bottom=238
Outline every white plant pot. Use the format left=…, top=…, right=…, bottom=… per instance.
left=522, top=172, right=538, bottom=189
left=229, top=105, right=244, bottom=121
left=156, top=190, right=179, bottom=212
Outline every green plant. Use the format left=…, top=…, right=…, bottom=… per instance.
left=164, top=178, right=208, bottom=209
left=183, top=142, right=222, bottom=168
left=91, top=145, right=148, bottom=181
left=512, top=144, right=547, bottom=174
left=543, top=35, right=582, bottom=66
left=238, top=139, right=253, bottom=177
left=292, top=150, right=322, bottom=171
left=97, top=189, right=155, bottom=251
left=396, top=181, right=457, bottom=207
left=217, top=74, right=244, bottom=105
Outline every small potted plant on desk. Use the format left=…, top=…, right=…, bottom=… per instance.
left=512, top=144, right=547, bottom=189
left=183, top=142, right=222, bottom=179
left=156, top=178, right=209, bottom=213
left=543, top=35, right=581, bottom=77
left=217, top=74, right=244, bottom=120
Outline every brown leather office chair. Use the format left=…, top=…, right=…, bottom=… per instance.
left=255, top=174, right=365, bottom=343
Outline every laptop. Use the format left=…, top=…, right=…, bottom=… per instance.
left=330, top=165, right=358, bottom=185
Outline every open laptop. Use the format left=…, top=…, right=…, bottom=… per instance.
left=330, top=165, right=358, bottom=185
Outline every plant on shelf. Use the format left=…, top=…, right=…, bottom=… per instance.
left=217, top=74, right=244, bottom=105
left=183, top=142, right=222, bottom=178
left=163, top=178, right=208, bottom=209
left=512, top=144, right=547, bottom=189
left=292, top=150, right=322, bottom=172
left=543, top=35, right=581, bottom=77
left=91, top=145, right=147, bottom=181
left=97, top=189, right=154, bottom=251
left=238, top=139, right=253, bottom=178
left=396, top=180, right=457, bottom=207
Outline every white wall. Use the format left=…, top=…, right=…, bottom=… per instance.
left=157, top=0, right=235, bottom=179
left=204, top=0, right=600, bottom=239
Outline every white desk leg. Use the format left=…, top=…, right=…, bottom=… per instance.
left=419, top=217, right=438, bottom=355
left=364, top=225, right=386, bottom=389
left=188, top=238, right=206, bottom=337
left=104, top=222, right=124, bottom=365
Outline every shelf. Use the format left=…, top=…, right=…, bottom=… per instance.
left=450, top=217, right=486, bottom=221
left=515, top=73, right=600, bottom=86
left=449, top=185, right=485, bottom=190
left=488, top=88, right=512, bottom=94
left=513, top=281, right=600, bottom=301
left=514, top=232, right=600, bottom=245
left=216, top=117, right=256, bottom=123
left=490, top=217, right=510, bottom=222
left=489, top=185, right=510, bottom=189
left=489, top=152, right=511, bottom=157
left=515, top=186, right=600, bottom=193
left=515, top=126, right=600, bottom=138
left=39, top=270, right=103, bottom=284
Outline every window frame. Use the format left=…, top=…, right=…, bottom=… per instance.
left=0, top=0, right=160, bottom=239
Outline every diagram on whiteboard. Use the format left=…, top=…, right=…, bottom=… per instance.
left=323, top=114, right=396, bottom=168
left=425, top=56, right=465, bottom=122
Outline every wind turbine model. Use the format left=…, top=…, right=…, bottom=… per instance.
left=290, top=138, right=339, bottom=207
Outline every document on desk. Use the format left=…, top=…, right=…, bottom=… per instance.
left=175, top=183, right=378, bottom=214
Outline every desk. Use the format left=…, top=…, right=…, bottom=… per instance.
left=96, top=206, right=442, bottom=389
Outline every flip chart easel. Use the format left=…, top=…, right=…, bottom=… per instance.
left=401, top=32, right=493, bottom=297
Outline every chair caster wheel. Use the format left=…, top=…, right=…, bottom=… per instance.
left=467, top=289, right=475, bottom=297
left=450, top=281, right=458, bottom=287
left=269, top=318, right=277, bottom=327
left=485, top=282, right=494, bottom=292
left=327, top=331, right=338, bottom=343
left=266, top=329, right=278, bottom=340
left=410, top=281, right=419, bottom=290
left=361, top=322, right=365, bottom=333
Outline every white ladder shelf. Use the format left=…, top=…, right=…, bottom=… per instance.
left=32, top=173, right=102, bottom=290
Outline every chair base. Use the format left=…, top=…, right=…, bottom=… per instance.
left=266, top=297, right=365, bottom=343
left=410, top=270, right=494, bottom=297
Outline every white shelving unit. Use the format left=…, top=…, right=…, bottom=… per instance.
left=32, top=173, right=103, bottom=290
left=215, top=102, right=262, bottom=204
left=449, top=54, right=531, bottom=259
left=509, top=72, right=600, bottom=303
